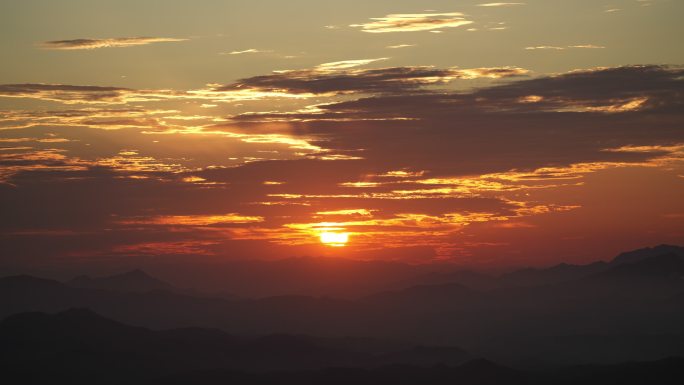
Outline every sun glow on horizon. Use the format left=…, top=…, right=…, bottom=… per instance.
left=319, top=231, right=350, bottom=247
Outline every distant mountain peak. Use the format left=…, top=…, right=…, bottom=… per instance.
left=119, top=269, right=153, bottom=278
left=600, top=252, right=684, bottom=279
left=58, top=307, right=103, bottom=319
left=66, top=269, right=174, bottom=293
left=0, top=274, right=66, bottom=289
left=610, top=244, right=684, bottom=266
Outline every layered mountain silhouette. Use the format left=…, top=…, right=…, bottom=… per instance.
left=1, top=309, right=682, bottom=385
left=1, top=245, right=683, bottom=369
left=495, top=244, right=684, bottom=288
left=0, top=308, right=472, bottom=384
left=155, top=357, right=684, bottom=385
left=19, top=244, right=677, bottom=300
left=610, top=244, right=684, bottom=266
left=67, top=269, right=176, bottom=293
left=497, top=261, right=609, bottom=287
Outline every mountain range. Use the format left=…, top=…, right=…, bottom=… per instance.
left=1, top=245, right=683, bottom=369
left=1, top=308, right=682, bottom=385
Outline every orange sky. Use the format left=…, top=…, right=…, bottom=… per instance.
left=1, top=0, right=683, bottom=269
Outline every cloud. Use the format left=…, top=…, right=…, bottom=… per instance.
left=0, top=63, right=528, bottom=106
left=213, top=65, right=528, bottom=97
left=3, top=65, right=683, bottom=262
left=526, top=44, right=605, bottom=50
left=351, top=12, right=473, bottom=33
left=226, top=65, right=684, bottom=176
left=364, top=66, right=673, bottom=117
left=0, top=108, right=180, bottom=130
left=40, top=37, right=188, bottom=50
left=525, top=46, right=566, bottom=50
left=0, top=82, right=299, bottom=105
left=0, top=84, right=134, bottom=104
left=117, top=213, right=264, bottom=226
left=0, top=146, right=193, bottom=185
left=0, top=84, right=194, bottom=105
left=471, top=65, right=684, bottom=112
left=315, top=58, right=389, bottom=71
left=477, top=2, right=526, bottom=6
left=452, top=67, right=530, bottom=79
left=568, top=45, right=606, bottom=49
left=206, top=65, right=679, bottom=123
left=224, top=49, right=270, bottom=55
left=386, top=44, right=415, bottom=49
left=0, top=65, right=640, bottom=126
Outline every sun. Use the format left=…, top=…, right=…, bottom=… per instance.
left=319, top=231, right=350, bottom=247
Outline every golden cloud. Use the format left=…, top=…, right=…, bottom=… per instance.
left=351, top=12, right=473, bottom=33
left=118, top=213, right=264, bottom=226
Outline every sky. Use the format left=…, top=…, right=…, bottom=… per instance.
left=1, top=0, right=683, bottom=271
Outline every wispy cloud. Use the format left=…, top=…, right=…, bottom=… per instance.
left=212, top=65, right=528, bottom=98
left=40, top=37, right=188, bottom=50
left=315, top=58, right=389, bottom=71
left=477, top=2, right=526, bottom=7
left=386, top=44, right=415, bottom=49
left=568, top=44, right=606, bottom=49
left=526, top=44, right=605, bottom=50
left=117, top=213, right=264, bottom=226
left=224, top=48, right=270, bottom=55
left=0, top=84, right=135, bottom=104
left=0, top=107, right=182, bottom=131
left=525, top=46, right=566, bottom=50
left=351, top=12, right=473, bottom=33
left=454, top=67, right=530, bottom=79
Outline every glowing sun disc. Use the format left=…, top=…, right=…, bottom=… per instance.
left=320, top=232, right=349, bottom=247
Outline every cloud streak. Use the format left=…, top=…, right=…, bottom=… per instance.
left=0, top=62, right=528, bottom=106
left=351, top=12, right=473, bottom=33
left=477, top=2, right=526, bottom=6
left=0, top=84, right=136, bottom=104
left=40, top=37, right=188, bottom=50
left=213, top=65, right=528, bottom=97
left=526, top=44, right=605, bottom=50
left=224, top=49, right=271, bottom=55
